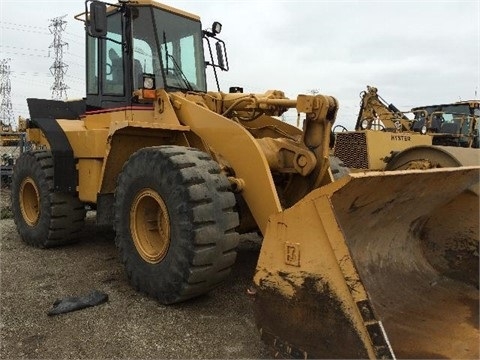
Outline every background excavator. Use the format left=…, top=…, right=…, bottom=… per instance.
left=10, top=1, right=479, bottom=358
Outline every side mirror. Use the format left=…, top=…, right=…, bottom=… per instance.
left=215, top=40, right=229, bottom=71
left=88, top=1, right=107, bottom=37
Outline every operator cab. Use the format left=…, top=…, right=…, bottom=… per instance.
left=80, top=0, right=228, bottom=111
left=411, top=102, right=479, bottom=147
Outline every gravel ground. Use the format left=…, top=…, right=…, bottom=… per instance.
left=0, top=188, right=271, bottom=359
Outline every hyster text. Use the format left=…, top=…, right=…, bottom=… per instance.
left=391, top=135, right=411, bottom=141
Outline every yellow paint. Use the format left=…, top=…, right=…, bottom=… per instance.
left=254, top=189, right=377, bottom=358
left=169, top=92, right=282, bottom=234
left=131, top=0, right=200, bottom=21
left=58, top=120, right=109, bottom=158
left=255, top=165, right=480, bottom=358
left=365, top=130, right=432, bottom=169
left=77, top=159, right=103, bottom=203
left=130, top=188, right=171, bottom=263
left=26, top=128, right=50, bottom=148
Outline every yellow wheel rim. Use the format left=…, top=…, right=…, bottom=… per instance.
left=130, top=188, right=171, bottom=264
left=19, top=177, right=40, bottom=226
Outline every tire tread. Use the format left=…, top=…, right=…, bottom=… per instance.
left=114, top=146, right=240, bottom=304
left=11, top=151, right=86, bottom=248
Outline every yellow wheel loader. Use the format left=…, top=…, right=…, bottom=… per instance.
left=11, top=1, right=479, bottom=358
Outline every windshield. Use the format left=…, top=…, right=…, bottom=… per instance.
left=414, top=104, right=476, bottom=136
left=414, top=104, right=471, bottom=119
left=131, top=6, right=206, bottom=92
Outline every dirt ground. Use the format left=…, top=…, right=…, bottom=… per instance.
left=0, top=188, right=271, bottom=359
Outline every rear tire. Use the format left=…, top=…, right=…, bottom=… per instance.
left=11, top=151, right=86, bottom=248
left=114, top=146, right=239, bottom=304
left=385, top=145, right=461, bottom=170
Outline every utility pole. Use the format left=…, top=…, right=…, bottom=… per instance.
left=0, top=58, right=14, bottom=128
left=49, top=15, right=69, bottom=100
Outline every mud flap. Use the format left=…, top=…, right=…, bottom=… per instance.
left=254, top=166, right=479, bottom=359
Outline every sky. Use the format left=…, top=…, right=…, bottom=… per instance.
left=0, top=0, right=479, bottom=129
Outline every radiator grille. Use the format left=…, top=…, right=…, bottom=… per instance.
left=333, top=132, right=369, bottom=169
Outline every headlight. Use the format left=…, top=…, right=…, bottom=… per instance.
left=421, top=125, right=427, bottom=135
left=361, top=119, right=369, bottom=129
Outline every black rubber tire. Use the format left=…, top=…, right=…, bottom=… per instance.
left=114, top=146, right=240, bottom=304
left=384, top=145, right=461, bottom=170
left=11, top=151, right=86, bottom=248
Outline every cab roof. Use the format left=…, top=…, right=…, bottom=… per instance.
left=412, top=100, right=480, bottom=111
left=124, top=0, right=201, bottom=21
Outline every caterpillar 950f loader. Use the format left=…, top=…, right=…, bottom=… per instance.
left=11, top=1, right=479, bottom=358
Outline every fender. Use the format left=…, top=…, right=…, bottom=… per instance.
left=26, top=98, right=86, bottom=193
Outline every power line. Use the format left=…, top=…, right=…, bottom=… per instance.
left=0, top=22, right=84, bottom=44
left=0, top=21, right=46, bottom=30
left=0, top=45, right=83, bottom=61
left=0, top=24, right=50, bottom=35
left=65, top=30, right=83, bottom=39
left=0, top=45, right=48, bottom=53
left=12, top=71, right=52, bottom=77
left=64, top=51, right=85, bottom=59
left=63, top=33, right=84, bottom=46
left=0, top=51, right=49, bottom=58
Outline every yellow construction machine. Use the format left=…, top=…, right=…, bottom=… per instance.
left=354, top=85, right=479, bottom=148
left=333, top=85, right=479, bottom=171
left=11, top=2, right=479, bottom=358
left=411, top=99, right=479, bottom=148
left=0, top=117, right=26, bottom=146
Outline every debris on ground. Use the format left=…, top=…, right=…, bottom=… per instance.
left=47, top=290, right=109, bottom=316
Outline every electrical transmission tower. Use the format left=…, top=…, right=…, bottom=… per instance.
left=0, top=58, right=14, bottom=128
left=49, top=15, right=69, bottom=100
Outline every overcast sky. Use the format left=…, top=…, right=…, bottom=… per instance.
left=1, top=0, right=479, bottom=128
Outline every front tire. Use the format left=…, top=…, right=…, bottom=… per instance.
left=114, top=146, right=239, bottom=304
left=11, top=151, right=86, bottom=248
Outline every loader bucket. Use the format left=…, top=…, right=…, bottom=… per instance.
left=254, top=166, right=479, bottom=359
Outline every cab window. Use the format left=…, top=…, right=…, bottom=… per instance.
left=103, top=12, right=124, bottom=95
